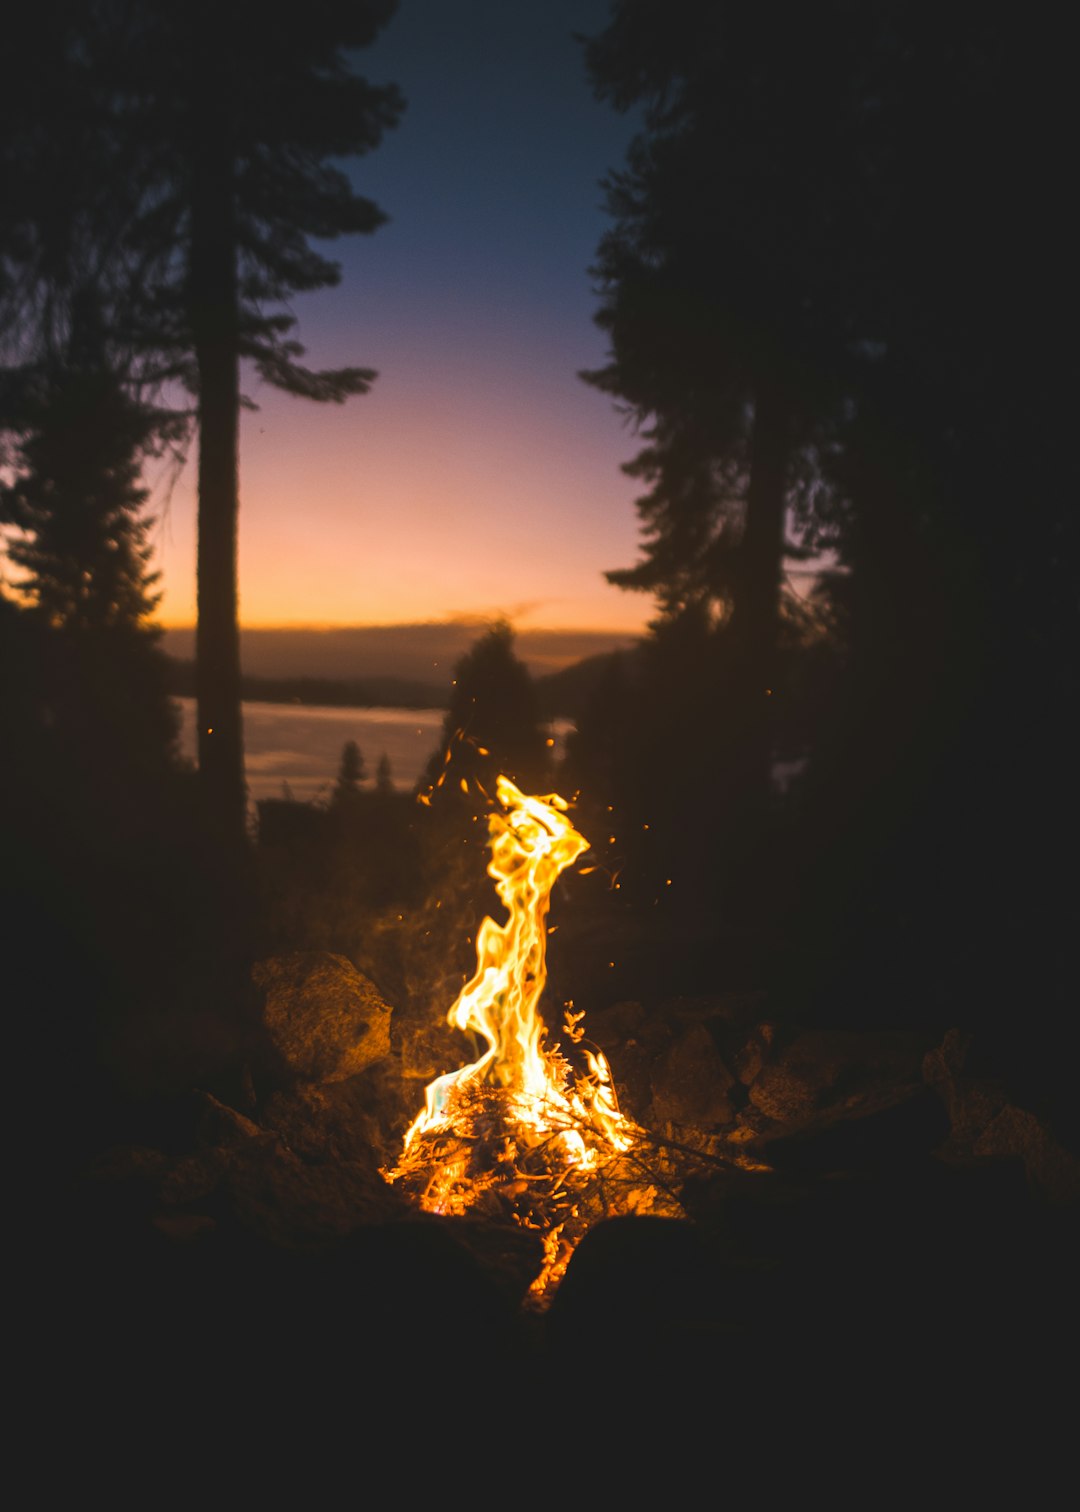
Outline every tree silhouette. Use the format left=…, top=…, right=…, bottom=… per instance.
left=582, top=2, right=894, bottom=808
left=375, top=753, right=394, bottom=795
left=423, top=621, right=549, bottom=801
left=1, top=283, right=179, bottom=802
left=3, top=1, right=403, bottom=841
left=332, top=739, right=367, bottom=805
left=586, top=3, right=1073, bottom=1060
left=767, top=7, right=1075, bottom=1041
left=1, top=298, right=164, bottom=633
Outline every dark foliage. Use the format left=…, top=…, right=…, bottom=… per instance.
left=0, top=591, right=261, bottom=1180
left=422, top=621, right=551, bottom=803
left=581, top=1, right=1074, bottom=1081
left=332, top=739, right=368, bottom=805
left=1, top=310, right=169, bottom=635
left=1, top=2, right=406, bottom=1168
left=3, top=0, right=404, bottom=840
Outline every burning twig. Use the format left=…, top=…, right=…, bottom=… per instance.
left=384, top=778, right=681, bottom=1303
left=384, top=777, right=766, bottom=1304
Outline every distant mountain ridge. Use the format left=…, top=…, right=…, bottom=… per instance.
left=165, top=661, right=448, bottom=711
left=161, top=622, right=642, bottom=685
left=165, top=643, right=643, bottom=720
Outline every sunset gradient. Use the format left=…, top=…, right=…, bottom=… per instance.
left=150, top=2, right=653, bottom=650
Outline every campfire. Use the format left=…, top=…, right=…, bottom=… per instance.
left=384, top=776, right=680, bottom=1303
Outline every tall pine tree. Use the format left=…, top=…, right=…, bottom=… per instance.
left=2, top=297, right=163, bottom=634
left=423, top=622, right=550, bottom=802
left=3, top=1, right=404, bottom=841
left=582, top=1, right=889, bottom=808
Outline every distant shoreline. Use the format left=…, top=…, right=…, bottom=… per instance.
left=160, top=623, right=643, bottom=684
left=165, top=645, right=633, bottom=721
left=165, top=659, right=449, bottom=712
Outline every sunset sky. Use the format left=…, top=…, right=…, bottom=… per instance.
left=151, top=1, right=654, bottom=653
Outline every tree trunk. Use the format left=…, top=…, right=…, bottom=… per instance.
left=731, top=374, right=791, bottom=804
left=190, top=97, right=246, bottom=843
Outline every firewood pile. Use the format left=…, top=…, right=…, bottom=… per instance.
left=384, top=1072, right=691, bottom=1301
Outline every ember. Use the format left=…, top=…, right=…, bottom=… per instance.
left=384, top=776, right=679, bottom=1302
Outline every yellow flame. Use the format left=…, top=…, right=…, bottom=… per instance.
left=384, top=778, right=773, bottom=1298
left=389, top=777, right=638, bottom=1279
left=403, top=777, right=631, bottom=1157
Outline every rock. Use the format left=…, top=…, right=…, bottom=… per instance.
left=734, top=1022, right=777, bottom=1086
left=262, top=1076, right=397, bottom=1168
left=591, top=999, right=650, bottom=1040
left=586, top=999, right=674, bottom=1121
left=920, top=1030, right=1079, bottom=1202
left=973, top=1105, right=1080, bottom=1205
left=159, top=1148, right=230, bottom=1206
left=748, top=1060, right=821, bottom=1122
left=252, top=952, right=393, bottom=1083
left=196, top=1091, right=265, bottom=1148
left=763, top=1085, right=950, bottom=1178
left=395, top=1016, right=473, bottom=1082
left=442, top=1219, right=546, bottom=1308
left=748, top=1029, right=925, bottom=1128
left=323, top=1220, right=533, bottom=1361
left=922, top=1028, right=1008, bottom=1142
left=544, top=1216, right=727, bottom=1363
left=223, top=1144, right=408, bottom=1247
left=650, top=1022, right=736, bottom=1130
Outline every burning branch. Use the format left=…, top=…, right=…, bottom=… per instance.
left=384, top=777, right=678, bottom=1303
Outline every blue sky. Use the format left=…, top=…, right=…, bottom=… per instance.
left=152, top=0, right=656, bottom=650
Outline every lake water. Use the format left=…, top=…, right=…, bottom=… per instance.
left=175, top=698, right=572, bottom=804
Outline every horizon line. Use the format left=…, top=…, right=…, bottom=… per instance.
left=158, top=619, right=647, bottom=636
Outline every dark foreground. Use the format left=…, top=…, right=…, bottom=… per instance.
left=25, top=957, right=1076, bottom=1470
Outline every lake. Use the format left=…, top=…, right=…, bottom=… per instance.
left=174, top=698, right=572, bottom=804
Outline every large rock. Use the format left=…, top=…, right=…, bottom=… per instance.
left=252, top=952, right=393, bottom=1083
left=650, top=1022, right=736, bottom=1130
left=223, top=1145, right=407, bottom=1245
left=748, top=1028, right=925, bottom=1127
left=544, top=1216, right=728, bottom=1364
left=196, top=1091, right=264, bottom=1148
left=153, top=1130, right=407, bottom=1246
left=263, top=1076, right=401, bottom=1168
left=585, top=999, right=673, bottom=1121
left=973, top=1105, right=1080, bottom=1205
left=395, top=1016, right=474, bottom=1083
left=922, top=1028, right=1008, bottom=1141
left=921, top=1029, right=1079, bottom=1201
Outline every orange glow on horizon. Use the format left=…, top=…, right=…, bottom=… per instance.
left=147, top=350, right=653, bottom=639
left=156, top=612, right=650, bottom=635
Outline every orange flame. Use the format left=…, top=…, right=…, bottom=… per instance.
left=403, top=776, right=631, bottom=1158
left=387, top=777, right=639, bottom=1294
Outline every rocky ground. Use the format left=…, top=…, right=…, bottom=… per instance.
left=40, top=950, right=1077, bottom=1438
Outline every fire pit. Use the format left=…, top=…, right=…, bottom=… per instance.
left=384, top=776, right=682, bottom=1302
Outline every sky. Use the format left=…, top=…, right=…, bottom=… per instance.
left=151, top=0, right=655, bottom=663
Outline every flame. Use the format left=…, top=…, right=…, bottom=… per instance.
left=385, top=776, right=643, bottom=1300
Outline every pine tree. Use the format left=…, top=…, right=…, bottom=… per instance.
left=375, top=753, right=394, bottom=795
left=3, top=1, right=404, bottom=842
left=0, top=292, right=180, bottom=813
left=1, top=301, right=163, bottom=633
left=332, top=739, right=367, bottom=805
left=423, top=621, right=549, bottom=801
left=582, top=2, right=886, bottom=804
